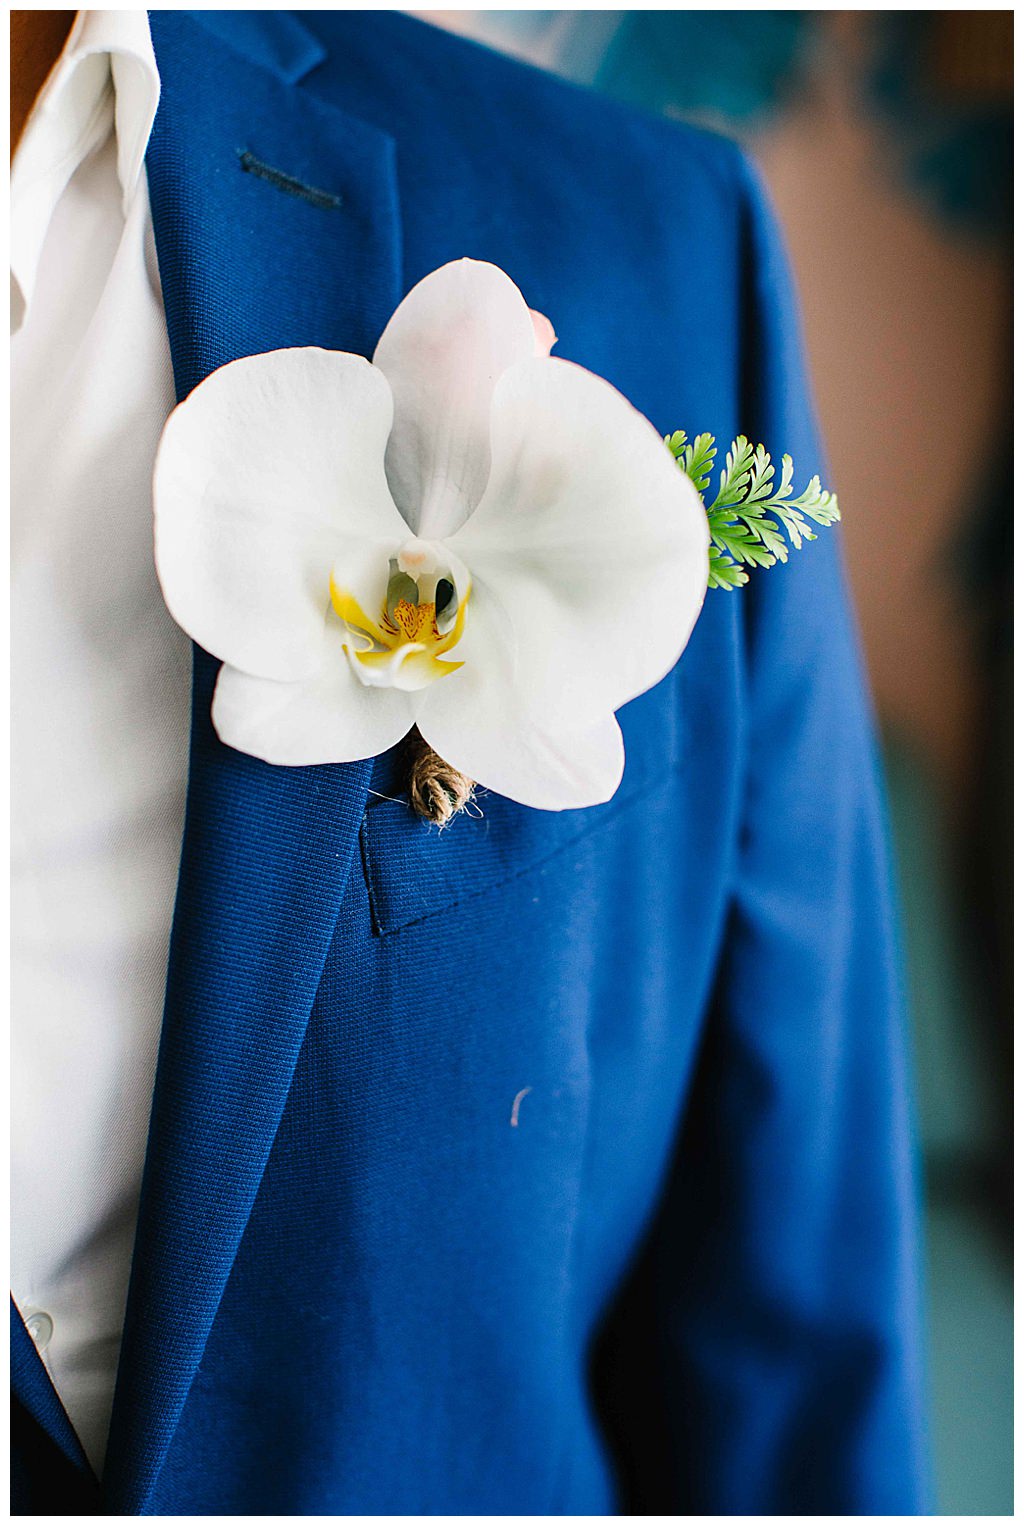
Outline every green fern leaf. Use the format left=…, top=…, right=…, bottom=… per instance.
left=667, top=429, right=840, bottom=590
left=708, top=547, right=749, bottom=590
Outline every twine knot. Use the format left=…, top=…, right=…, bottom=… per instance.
left=407, top=729, right=475, bottom=826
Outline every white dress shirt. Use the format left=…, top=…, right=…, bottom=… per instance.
left=11, top=11, right=190, bottom=1476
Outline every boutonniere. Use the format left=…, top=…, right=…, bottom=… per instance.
left=154, top=259, right=837, bottom=824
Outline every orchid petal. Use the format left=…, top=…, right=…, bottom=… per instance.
left=155, top=348, right=407, bottom=681
left=529, top=309, right=557, bottom=356
left=212, top=610, right=414, bottom=766
left=417, top=579, right=625, bottom=809
left=450, top=356, right=709, bottom=731
left=373, top=259, right=537, bottom=541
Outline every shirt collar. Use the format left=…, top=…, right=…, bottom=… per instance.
left=11, top=10, right=161, bottom=328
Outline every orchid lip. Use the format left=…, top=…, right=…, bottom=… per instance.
left=330, top=544, right=470, bottom=692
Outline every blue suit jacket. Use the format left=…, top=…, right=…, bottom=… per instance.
left=12, top=10, right=931, bottom=1514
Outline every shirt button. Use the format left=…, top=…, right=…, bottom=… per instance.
left=24, top=1308, right=54, bottom=1351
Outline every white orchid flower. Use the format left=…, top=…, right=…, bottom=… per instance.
left=154, top=259, right=709, bottom=810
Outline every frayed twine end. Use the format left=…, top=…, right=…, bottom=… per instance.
left=406, top=729, right=476, bottom=827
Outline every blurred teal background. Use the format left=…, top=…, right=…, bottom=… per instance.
left=426, top=12, right=1012, bottom=1513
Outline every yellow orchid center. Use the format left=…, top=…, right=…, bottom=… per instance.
left=330, top=544, right=470, bottom=692
left=390, top=596, right=440, bottom=644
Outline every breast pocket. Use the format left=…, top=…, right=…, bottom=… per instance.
left=359, top=672, right=692, bottom=935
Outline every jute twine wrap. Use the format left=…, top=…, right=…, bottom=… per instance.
left=406, top=729, right=475, bottom=826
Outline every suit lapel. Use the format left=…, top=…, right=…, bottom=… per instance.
left=103, top=14, right=402, bottom=1512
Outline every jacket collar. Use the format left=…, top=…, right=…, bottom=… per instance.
left=101, top=12, right=402, bottom=1510
left=187, top=8, right=327, bottom=85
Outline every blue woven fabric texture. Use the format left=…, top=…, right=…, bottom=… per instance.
left=11, top=10, right=931, bottom=1515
